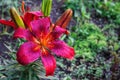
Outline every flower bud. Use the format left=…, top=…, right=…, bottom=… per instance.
left=21, top=1, right=25, bottom=13
left=55, top=9, right=73, bottom=28
left=10, top=7, right=25, bottom=28
left=41, top=0, right=52, bottom=17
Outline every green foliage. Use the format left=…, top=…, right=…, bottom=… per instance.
left=63, top=0, right=120, bottom=24
left=63, top=0, right=90, bottom=20
left=65, top=22, right=107, bottom=59
left=57, top=56, right=112, bottom=80
left=95, top=1, right=120, bottom=24
left=0, top=59, right=44, bottom=80
left=0, top=0, right=19, bottom=19
left=102, top=24, right=120, bottom=79
left=102, top=24, right=120, bottom=51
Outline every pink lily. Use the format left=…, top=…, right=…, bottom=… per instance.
left=13, top=17, right=75, bottom=76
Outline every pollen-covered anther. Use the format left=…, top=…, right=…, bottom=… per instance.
left=42, top=47, right=49, bottom=55
left=33, top=45, right=41, bottom=51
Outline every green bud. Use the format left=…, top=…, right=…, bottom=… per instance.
left=41, top=0, right=52, bottom=17
left=10, top=7, right=25, bottom=28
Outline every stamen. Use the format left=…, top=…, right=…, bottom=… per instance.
left=33, top=37, right=41, bottom=44
left=33, top=45, right=41, bottom=51
left=42, top=47, right=48, bottom=55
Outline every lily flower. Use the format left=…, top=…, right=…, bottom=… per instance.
left=13, top=17, right=75, bottom=76
left=0, top=1, right=43, bottom=29
left=0, top=10, right=43, bottom=29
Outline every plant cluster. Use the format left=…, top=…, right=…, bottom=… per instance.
left=62, top=0, right=90, bottom=21
left=58, top=0, right=120, bottom=79
left=0, top=0, right=19, bottom=19
left=95, top=1, right=120, bottom=24
left=66, top=22, right=107, bottom=59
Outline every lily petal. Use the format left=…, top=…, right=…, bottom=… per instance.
left=17, top=42, right=40, bottom=65
left=0, top=20, right=17, bottom=29
left=27, top=11, right=43, bottom=17
left=50, top=26, right=66, bottom=39
left=23, top=11, right=43, bottom=28
left=41, top=54, right=56, bottom=76
left=30, top=18, right=50, bottom=37
left=50, top=40, right=75, bottom=59
left=13, top=28, right=34, bottom=41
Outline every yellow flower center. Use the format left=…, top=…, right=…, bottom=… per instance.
left=33, top=33, right=52, bottom=55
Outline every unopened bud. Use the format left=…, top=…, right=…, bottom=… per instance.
left=41, top=0, right=52, bottom=17
left=10, top=7, right=25, bottom=28
left=55, top=9, right=73, bottom=28
left=21, top=1, right=25, bottom=13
